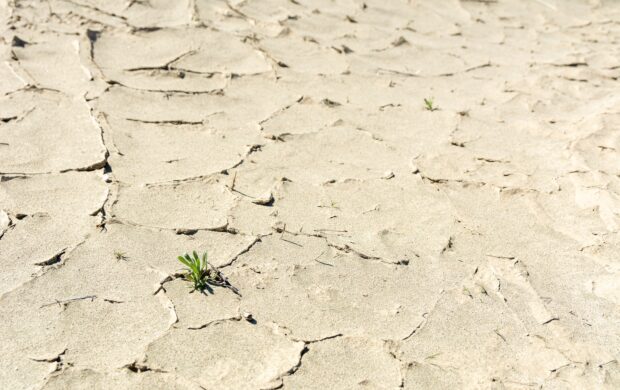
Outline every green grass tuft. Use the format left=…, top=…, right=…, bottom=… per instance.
left=423, top=97, right=438, bottom=111
left=178, top=251, right=211, bottom=291
left=177, top=250, right=241, bottom=295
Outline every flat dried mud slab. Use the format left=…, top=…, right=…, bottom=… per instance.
left=229, top=235, right=447, bottom=341
left=113, top=179, right=235, bottom=230
left=1, top=0, right=619, bottom=389
left=143, top=321, right=305, bottom=389
left=0, top=92, right=107, bottom=174
left=283, top=337, right=402, bottom=389
left=103, top=116, right=258, bottom=184
left=43, top=369, right=202, bottom=390
left=0, top=173, right=107, bottom=295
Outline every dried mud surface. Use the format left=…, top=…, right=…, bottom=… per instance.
left=1, top=0, right=619, bottom=388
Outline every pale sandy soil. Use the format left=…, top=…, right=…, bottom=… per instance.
left=0, top=0, right=619, bottom=388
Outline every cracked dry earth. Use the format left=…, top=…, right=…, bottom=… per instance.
left=0, top=0, right=619, bottom=389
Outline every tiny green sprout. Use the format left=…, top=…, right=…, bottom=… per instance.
left=177, top=251, right=240, bottom=295
left=318, top=199, right=340, bottom=210
left=423, top=97, right=438, bottom=112
left=114, top=250, right=128, bottom=261
left=178, top=251, right=211, bottom=291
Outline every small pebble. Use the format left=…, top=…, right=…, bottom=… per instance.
left=382, top=170, right=395, bottom=179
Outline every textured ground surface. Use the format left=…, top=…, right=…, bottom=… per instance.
left=1, top=0, right=619, bottom=389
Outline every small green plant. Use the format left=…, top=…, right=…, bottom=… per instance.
left=178, top=251, right=212, bottom=291
left=177, top=250, right=241, bottom=295
left=318, top=199, right=340, bottom=210
left=423, top=97, right=438, bottom=111
left=114, top=250, right=128, bottom=261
